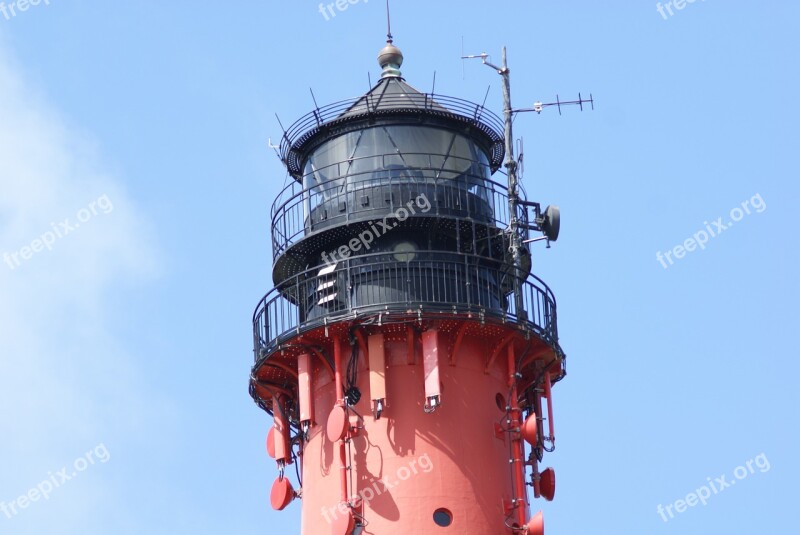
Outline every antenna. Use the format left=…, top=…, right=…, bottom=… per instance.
left=517, top=93, right=595, bottom=116
left=274, top=113, right=292, bottom=167
left=309, top=88, right=321, bottom=111
left=385, top=0, right=393, bottom=43
left=309, top=88, right=322, bottom=127
left=462, top=47, right=522, bottom=320
left=460, top=51, right=500, bottom=71
left=275, top=113, right=289, bottom=146
left=462, top=45, right=594, bottom=259
left=480, top=85, right=491, bottom=110
left=267, top=138, right=281, bottom=160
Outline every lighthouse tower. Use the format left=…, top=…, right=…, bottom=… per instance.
left=250, top=37, right=566, bottom=535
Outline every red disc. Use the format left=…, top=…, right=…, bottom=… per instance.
left=266, top=427, right=276, bottom=459
left=270, top=477, right=295, bottom=511
left=330, top=507, right=354, bottom=535
left=526, top=510, right=544, bottom=535
left=540, top=468, right=556, bottom=502
left=521, top=413, right=538, bottom=446
left=326, top=405, right=348, bottom=442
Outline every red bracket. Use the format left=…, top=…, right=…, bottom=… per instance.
left=494, top=422, right=506, bottom=443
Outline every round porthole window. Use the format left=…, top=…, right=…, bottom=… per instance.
left=495, top=392, right=506, bottom=412
left=433, top=508, right=453, bottom=527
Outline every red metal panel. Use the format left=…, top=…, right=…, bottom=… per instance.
left=406, top=325, right=415, bottom=365
left=368, top=333, right=387, bottom=402
left=422, top=329, right=441, bottom=405
left=273, top=393, right=291, bottom=463
left=544, top=372, right=556, bottom=446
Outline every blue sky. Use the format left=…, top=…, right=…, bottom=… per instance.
left=0, top=1, right=797, bottom=534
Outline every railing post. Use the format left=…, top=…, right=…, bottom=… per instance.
left=344, top=258, right=352, bottom=312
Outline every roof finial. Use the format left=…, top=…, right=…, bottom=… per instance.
left=378, top=0, right=403, bottom=78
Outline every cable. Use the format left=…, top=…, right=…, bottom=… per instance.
left=346, top=430, right=355, bottom=509
left=346, top=329, right=362, bottom=406
left=292, top=444, right=303, bottom=488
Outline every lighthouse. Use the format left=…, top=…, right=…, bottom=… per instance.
left=250, top=36, right=566, bottom=534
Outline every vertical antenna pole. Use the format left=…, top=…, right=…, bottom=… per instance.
left=499, top=47, right=526, bottom=321
left=386, top=0, right=393, bottom=42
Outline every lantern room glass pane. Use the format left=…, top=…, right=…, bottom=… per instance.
left=302, top=125, right=491, bottom=194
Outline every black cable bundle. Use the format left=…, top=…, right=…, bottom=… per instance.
left=345, top=330, right=362, bottom=406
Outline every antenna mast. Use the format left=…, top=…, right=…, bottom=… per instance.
left=462, top=47, right=594, bottom=306
left=461, top=48, right=525, bottom=319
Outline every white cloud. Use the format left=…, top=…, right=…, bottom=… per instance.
left=0, top=43, right=169, bottom=532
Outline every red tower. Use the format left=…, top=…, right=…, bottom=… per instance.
left=251, top=38, right=567, bottom=534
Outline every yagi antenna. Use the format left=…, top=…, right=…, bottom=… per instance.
left=517, top=93, right=595, bottom=116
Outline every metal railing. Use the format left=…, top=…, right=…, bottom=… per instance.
left=270, top=161, right=518, bottom=263
left=279, top=92, right=506, bottom=175
left=253, top=252, right=558, bottom=360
